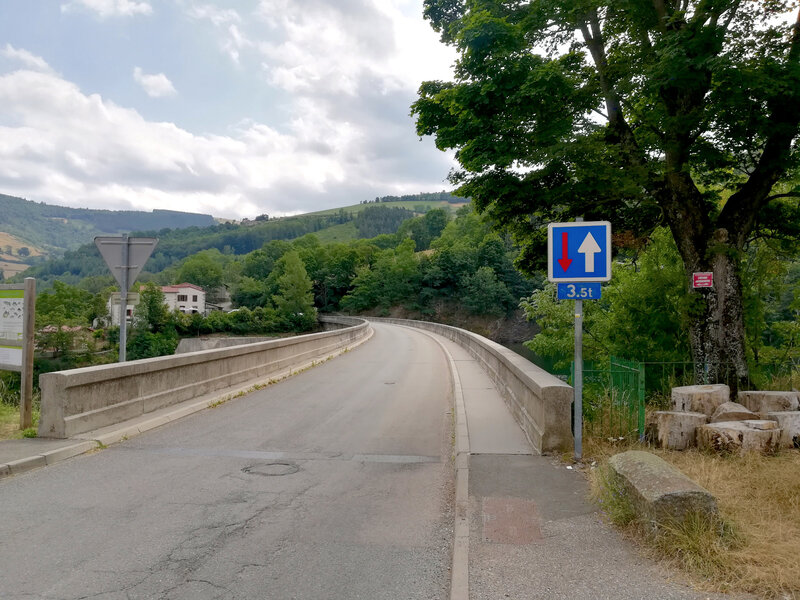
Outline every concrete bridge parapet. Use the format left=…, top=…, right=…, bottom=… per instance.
left=38, top=316, right=371, bottom=439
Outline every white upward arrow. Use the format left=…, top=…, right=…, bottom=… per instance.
left=578, top=233, right=601, bottom=272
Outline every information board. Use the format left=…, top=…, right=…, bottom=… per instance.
left=0, top=288, right=24, bottom=369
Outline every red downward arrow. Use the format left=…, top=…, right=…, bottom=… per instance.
left=557, top=231, right=572, bottom=271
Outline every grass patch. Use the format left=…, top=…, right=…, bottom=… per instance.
left=658, top=449, right=800, bottom=598
left=0, top=403, right=23, bottom=440
left=586, top=436, right=800, bottom=598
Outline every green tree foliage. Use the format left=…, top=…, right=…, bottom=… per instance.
left=35, top=281, right=108, bottom=357
left=397, top=208, right=451, bottom=250
left=36, top=281, right=95, bottom=325
left=127, top=283, right=178, bottom=360
left=413, top=0, right=800, bottom=387
left=176, top=250, right=226, bottom=291
left=354, top=205, right=415, bottom=238
left=341, top=239, right=421, bottom=311
left=522, top=229, right=694, bottom=365
left=231, top=276, right=270, bottom=309
left=133, top=283, right=171, bottom=333
left=741, top=243, right=800, bottom=371
left=461, top=266, right=515, bottom=316
left=271, top=251, right=317, bottom=331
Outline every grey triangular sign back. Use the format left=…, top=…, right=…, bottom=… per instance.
left=94, top=236, right=158, bottom=290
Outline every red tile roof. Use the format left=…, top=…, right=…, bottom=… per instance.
left=161, top=283, right=206, bottom=293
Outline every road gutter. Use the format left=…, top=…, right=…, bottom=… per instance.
left=402, top=326, right=470, bottom=600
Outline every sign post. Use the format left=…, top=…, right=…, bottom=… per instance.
left=0, top=278, right=36, bottom=429
left=95, top=235, right=158, bottom=362
left=547, top=220, right=612, bottom=460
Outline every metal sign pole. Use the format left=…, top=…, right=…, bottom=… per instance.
left=573, top=215, right=584, bottom=461
left=574, top=298, right=583, bottom=461
left=119, top=233, right=129, bottom=362
left=20, top=277, right=35, bottom=430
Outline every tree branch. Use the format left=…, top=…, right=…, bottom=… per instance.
left=718, top=7, right=800, bottom=246
left=764, top=192, right=800, bottom=202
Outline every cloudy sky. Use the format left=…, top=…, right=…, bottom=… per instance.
left=0, top=0, right=458, bottom=219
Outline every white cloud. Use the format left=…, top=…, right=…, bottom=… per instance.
left=1, top=45, right=55, bottom=74
left=61, top=0, right=152, bottom=18
left=0, top=68, right=450, bottom=218
left=254, top=0, right=455, bottom=97
left=185, top=4, right=241, bottom=27
left=0, top=1, right=459, bottom=219
left=133, top=67, right=177, bottom=98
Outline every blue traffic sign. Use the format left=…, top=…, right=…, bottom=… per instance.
left=547, top=221, right=611, bottom=282
left=557, top=283, right=602, bottom=300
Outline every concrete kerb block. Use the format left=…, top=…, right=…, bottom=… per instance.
left=0, top=463, right=11, bottom=478
left=7, top=455, right=47, bottom=475
left=93, top=424, right=142, bottom=447
left=608, top=450, right=718, bottom=527
left=41, top=441, right=98, bottom=465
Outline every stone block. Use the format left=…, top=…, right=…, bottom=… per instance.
left=608, top=451, right=717, bottom=526
left=672, top=384, right=729, bottom=416
left=764, top=411, right=800, bottom=448
left=697, top=420, right=781, bottom=454
left=710, top=402, right=757, bottom=423
left=646, top=411, right=707, bottom=450
left=737, top=390, right=800, bottom=415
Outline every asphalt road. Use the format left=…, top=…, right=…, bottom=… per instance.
left=0, top=323, right=455, bottom=600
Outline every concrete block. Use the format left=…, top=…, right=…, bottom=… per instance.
left=646, top=411, right=707, bottom=450
left=697, top=420, right=781, bottom=454
left=7, top=455, right=47, bottom=475
left=710, top=402, right=757, bottom=423
left=0, top=464, right=10, bottom=479
left=764, top=411, right=800, bottom=448
left=737, top=390, right=800, bottom=414
left=608, top=451, right=717, bottom=525
left=672, top=384, right=729, bottom=416
left=41, top=441, right=97, bottom=465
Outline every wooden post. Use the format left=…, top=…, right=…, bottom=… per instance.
left=20, top=277, right=35, bottom=430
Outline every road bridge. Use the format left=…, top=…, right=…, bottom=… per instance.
left=0, top=321, right=731, bottom=599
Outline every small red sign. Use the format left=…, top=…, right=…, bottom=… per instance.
left=693, top=272, right=713, bottom=288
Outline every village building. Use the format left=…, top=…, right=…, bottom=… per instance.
left=106, top=283, right=207, bottom=326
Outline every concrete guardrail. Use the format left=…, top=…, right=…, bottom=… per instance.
left=369, top=317, right=573, bottom=454
left=39, top=316, right=371, bottom=439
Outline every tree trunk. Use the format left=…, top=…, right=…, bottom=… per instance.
left=685, top=245, right=749, bottom=394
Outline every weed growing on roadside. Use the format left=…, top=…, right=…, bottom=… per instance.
left=590, top=463, right=636, bottom=526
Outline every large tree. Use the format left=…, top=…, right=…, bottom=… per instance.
left=413, top=0, right=800, bottom=388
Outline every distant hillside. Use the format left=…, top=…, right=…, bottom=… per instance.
left=15, top=193, right=467, bottom=287
left=16, top=210, right=353, bottom=286
left=0, top=194, right=216, bottom=257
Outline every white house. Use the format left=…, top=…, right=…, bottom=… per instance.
left=106, top=283, right=207, bottom=326
left=161, top=283, right=206, bottom=315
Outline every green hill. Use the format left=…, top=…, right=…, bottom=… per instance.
left=0, top=194, right=216, bottom=256
left=8, top=192, right=467, bottom=286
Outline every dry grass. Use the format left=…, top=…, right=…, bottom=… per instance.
left=658, top=448, right=800, bottom=598
left=586, top=433, right=800, bottom=599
